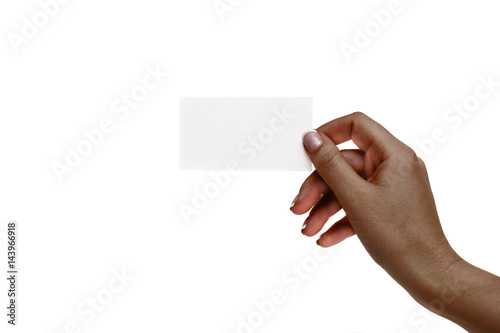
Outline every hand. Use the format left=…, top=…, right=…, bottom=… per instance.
left=290, top=112, right=458, bottom=299
left=290, top=112, right=500, bottom=332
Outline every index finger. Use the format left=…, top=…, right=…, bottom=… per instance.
left=317, top=112, right=404, bottom=163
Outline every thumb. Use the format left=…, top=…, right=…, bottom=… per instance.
left=302, top=129, right=368, bottom=205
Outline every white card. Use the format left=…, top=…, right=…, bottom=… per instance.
left=179, top=97, right=312, bottom=171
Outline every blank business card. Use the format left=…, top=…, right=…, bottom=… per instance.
left=179, top=97, right=312, bottom=171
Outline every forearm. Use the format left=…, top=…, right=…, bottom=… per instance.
left=435, top=259, right=500, bottom=332
left=412, top=254, right=500, bottom=332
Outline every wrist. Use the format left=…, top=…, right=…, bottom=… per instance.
left=397, top=241, right=463, bottom=311
left=419, top=253, right=466, bottom=315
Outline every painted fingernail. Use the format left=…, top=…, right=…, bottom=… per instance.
left=303, top=130, right=324, bottom=154
left=301, top=216, right=311, bottom=233
left=290, top=195, right=298, bottom=209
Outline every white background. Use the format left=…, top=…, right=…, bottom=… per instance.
left=1, top=0, right=500, bottom=332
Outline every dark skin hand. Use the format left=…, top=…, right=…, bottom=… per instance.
left=290, top=112, right=500, bottom=333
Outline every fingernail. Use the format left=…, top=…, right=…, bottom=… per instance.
left=303, top=130, right=324, bottom=154
left=301, top=216, right=311, bottom=233
left=290, top=195, right=298, bottom=209
left=316, top=234, right=325, bottom=245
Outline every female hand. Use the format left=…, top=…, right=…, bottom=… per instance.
left=290, top=112, right=500, bottom=332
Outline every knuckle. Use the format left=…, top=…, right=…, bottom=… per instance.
left=389, top=146, right=425, bottom=179
left=416, top=157, right=427, bottom=170
left=406, top=149, right=420, bottom=165
left=351, top=111, right=366, bottom=119
left=317, top=151, right=344, bottom=172
left=398, top=145, right=419, bottom=165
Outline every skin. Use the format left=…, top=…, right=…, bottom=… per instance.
left=290, top=112, right=500, bottom=333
